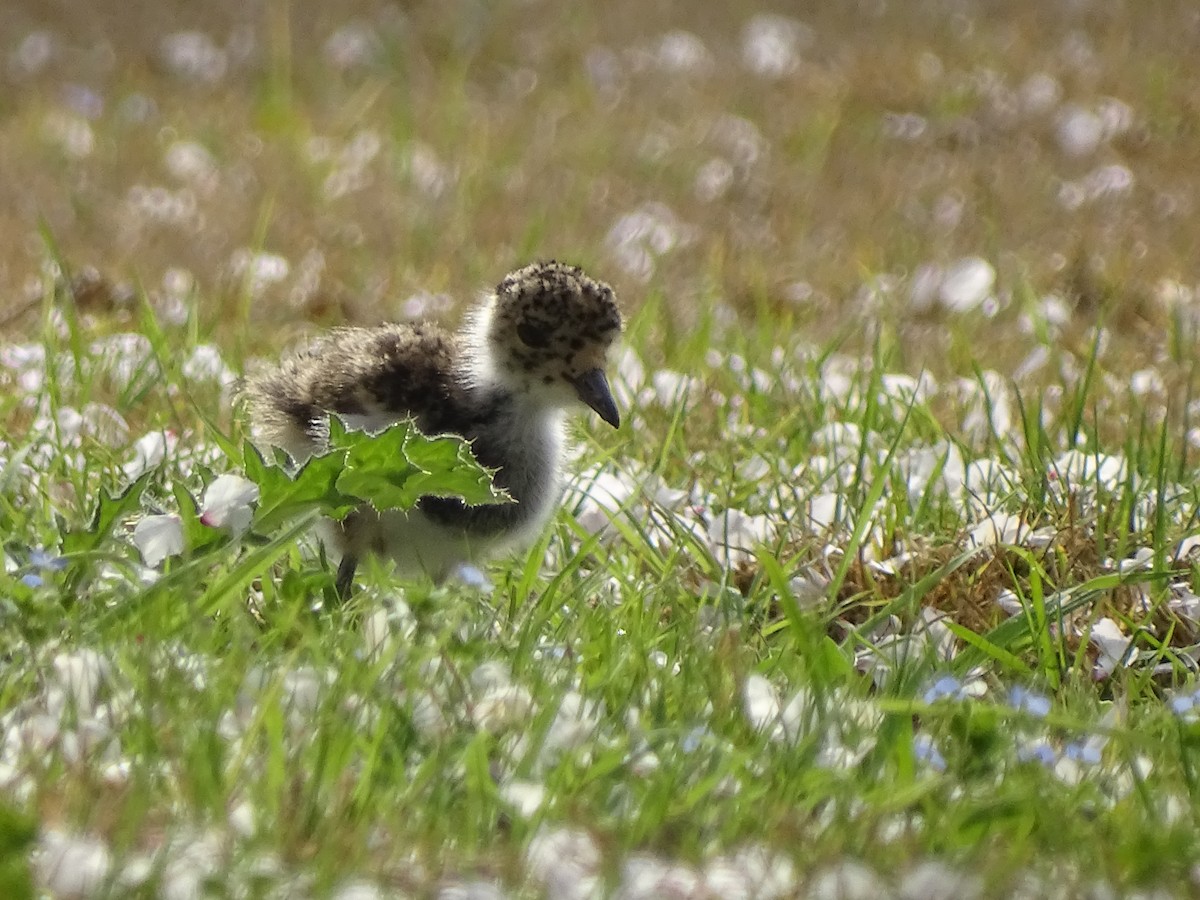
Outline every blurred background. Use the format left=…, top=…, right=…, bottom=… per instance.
left=1, top=0, right=1198, bottom=374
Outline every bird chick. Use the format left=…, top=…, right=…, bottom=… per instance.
left=242, top=260, right=623, bottom=597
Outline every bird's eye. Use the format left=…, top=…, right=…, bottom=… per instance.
left=517, top=320, right=551, bottom=348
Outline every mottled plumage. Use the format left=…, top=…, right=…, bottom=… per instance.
left=241, top=261, right=623, bottom=595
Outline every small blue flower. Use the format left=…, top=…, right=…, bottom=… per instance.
left=28, top=548, right=67, bottom=571
left=449, top=562, right=493, bottom=593
left=16, top=547, right=67, bottom=589
left=681, top=726, right=711, bottom=754
left=913, top=733, right=947, bottom=772
left=1008, top=686, right=1052, bottom=718
left=922, top=675, right=966, bottom=704
left=1170, top=693, right=1199, bottom=719
left=1016, top=739, right=1058, bottom=767
left=1063, top=741, right=1102, bottom=766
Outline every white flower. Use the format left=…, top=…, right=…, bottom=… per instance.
left=542, top=691, right=603, bottom=758
left=324, top=23, right=381, bottom=71
left=525, top=826, right=602, bottom=900
left=706, top=508, right=773, bottom=568
left=568, top=466, right=639, bottom=537
left=1020, top=72, right=1062, bottom=116
left=331, top=880, right=386, bottom=900
left=1051, top=450, right=1128, bottom=492
left=967, top=512, right=1027, bottom=547
left=35, top=829, right=113, bottom=898
left=182, top=344, right=234, bottom=385
left=50, top=650, right=110, bottom=717
left=806, top=860, right=888, bottom=899
left=132, top=514, right=185, bottom=566
left=1056, top=104, right=1104, bottom=157
left=361, top=598, right=417, bottom=660
left=654, top=30, right=712, bottom=74
left=938, top=257, right=996, bottom=313
left=741, top=14, right=810, bottom=78
left=122, top=430, right=177, bottom=481
left=199, top=474, right=259, bottom=535
left=898, top=860, right=982, bottom=900
left=164, top=140, right=218, bottom=192
left=499, top=779, right=546, bottom=818
left=472, top=683, right=535, bottom=734
left=160, top=31, right=227, bottom=83
left=228, top=799, right=256, bottom=837
left=230, top=249, right=290, bottom=298
left=618, top=855, right=700, bottom=899
left=742, top=674, right=782, bottom=738
left=449, top=562, right=493, bottom=592
left=605, top=202, right=694, bottom=281
left=1089, top=618, right=1132, bottom=678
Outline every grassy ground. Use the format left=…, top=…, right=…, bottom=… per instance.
left=3, top=1, right=1200, bottom=897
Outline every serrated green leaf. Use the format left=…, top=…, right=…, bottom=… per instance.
left=246, top=440, right=356, bottom=533
left=244, top=417, right=509, bottom=534
left=334, top=459, right=425, bottom=512
left=399, top=433, right=512, bottom=505
left=330, top=417, right=423, bottom=511
left=331, top=418, right=510, bottom=511
left=62, top=469, right=155, bottom=556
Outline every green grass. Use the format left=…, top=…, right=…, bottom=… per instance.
left=5, top=1, right=1200, bottom=897
left=4, top=271, right=1200, bottom=897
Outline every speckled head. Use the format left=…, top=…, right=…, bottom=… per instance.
left=470, top=261, right=623, bottom=426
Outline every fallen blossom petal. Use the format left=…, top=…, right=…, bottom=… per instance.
left=132, top=514, right=185, bottom=566
left=743, top=674, right=781, bottom=737
left=123, top=430, right=177, bottom=481
left=499, top=779, right=546, bottom=818
left=1089, top=618, right=1132, bottom=679
left=199, top=474, right=259, bottom=534
left=35, top=829, right=113, bottom=898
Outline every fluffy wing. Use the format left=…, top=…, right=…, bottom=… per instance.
left=241, top=323, right=461, bottom=462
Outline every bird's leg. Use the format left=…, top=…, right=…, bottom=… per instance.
left=335, top=554, right=359, bottom=602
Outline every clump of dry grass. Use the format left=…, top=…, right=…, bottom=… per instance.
left=1, top=0, right=1196, bottom=383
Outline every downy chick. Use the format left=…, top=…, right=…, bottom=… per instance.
left=242, top=260, right=623, bottom=596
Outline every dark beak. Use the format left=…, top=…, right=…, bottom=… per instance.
left=569, top=368, right=620, bottom=428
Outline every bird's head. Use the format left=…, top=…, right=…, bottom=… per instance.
left=468, top=261, right=623, bottom=427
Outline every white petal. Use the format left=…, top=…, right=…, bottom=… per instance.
left=35, top=829, right=113, bottom=898
left=331, top=882, right=386, bottom=900
left=525, top=826, right=602, bottom=899
left=743, top=674, right=781, bottom=736
left=499, top=779, right=546, bottom=818
left=199, top=474, right=259, bottom=534
left=542, top=691, right=603, bottom=757
left=122, top=430, right=177, bottom=481
left=472, top=684, right=535, bottom=734
left=50, top=650, right=110, bottom=716
left=1089, top=617, right=1132, bottom=677
left=938, top=257, right=995, bottom=313
left=1175, top=535, right=1200, bottom=563
left=132, top=515, right=184, bottom=566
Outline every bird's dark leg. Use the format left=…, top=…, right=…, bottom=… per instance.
left=335, top=555, right=359, bottom=602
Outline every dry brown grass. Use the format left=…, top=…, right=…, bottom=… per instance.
left=1, top=0, right=1197, bottom=381
left=830, top=511, right=1197, bottom=657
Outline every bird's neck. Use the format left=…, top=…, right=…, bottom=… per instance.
left=459, top=301, right=560, bottom=418
left=459, top=379, right=567, bottom=513
left=460, top=300, right=502, bottom=390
